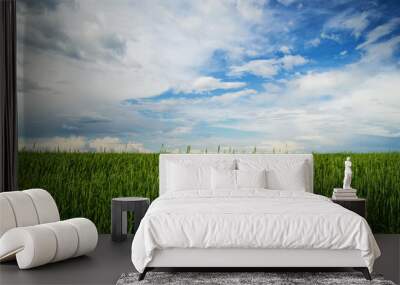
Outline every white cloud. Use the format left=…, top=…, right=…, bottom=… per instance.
left=19, top=136, right=86, bottom=152
left=286, top=69, right=355, bottom=97
left=306, top=33, right=339, bottom=48
left=230, top=55, right=307, bottom=77
left=263, top=83, right=283, bottom=93
left=176, top=140, right=306, bottom=154
left=279, top=45, right=291, bottom=54
left=295, top=135, right=335, bottom=146
left=168, top=126, right=193, bottom=135
left=19, top=136, right=148, bottom=152
left=230, top=59, right=279, bottom=77
left=257, top=140, right=305, bottom=153
left=340, top=50, right=348, bottom=56
left=326, top=10, right=371, bottom=38
left=320, top=32, right=340, bottom=42
left=357, top=18, right=400, bottom=49
left=236, top=0, right=267, bottom=23
left=62, top=124, right=79, bottom=131
left=210, top=89, right=257, bottom=103
left=18, top=0, right=274, bottom=103
left=18, top=0, right=292, bottom=152
left=280, top=55, right=308, bottom=70
left=136, top=31, right=400, bottom=151
left=356, top=125, right=400, bottom=138
left=306, top=37, right=321, bottom=47
left=89, top=137, right=147, bottom=152
left=178, top=76, right=246, bottom=93
left=17, top=1, right=400, bottom=152
left=360, top=35, right=400, bottom=63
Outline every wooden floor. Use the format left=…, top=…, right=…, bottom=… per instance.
left=0, top=234, right=399, bottom=285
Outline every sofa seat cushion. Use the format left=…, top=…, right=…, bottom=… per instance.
left=0, top=218, right=98, bottom=269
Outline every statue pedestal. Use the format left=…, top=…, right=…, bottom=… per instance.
left=332, top=188, right=358, bottom=199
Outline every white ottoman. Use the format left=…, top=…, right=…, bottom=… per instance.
left=0, top=189, right=98, bottom=269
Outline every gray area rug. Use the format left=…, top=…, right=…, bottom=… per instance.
left=116, top=272, right=396, bottom=285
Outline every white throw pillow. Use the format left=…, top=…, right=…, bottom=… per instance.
left=236, top=169, right=267, bottom=189
left=167, top=162, right=211, bottom=191
left=266, top=162, right=306, bottom=191
left=211, top=168, right=236, bottom=191
left=237, top=159, right=308, bottom=191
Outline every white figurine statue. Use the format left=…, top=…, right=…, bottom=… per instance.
left=343, top=156, right=352, bottom=189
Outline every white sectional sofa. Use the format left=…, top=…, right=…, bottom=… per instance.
left=0, top=188, right=98, bottom=269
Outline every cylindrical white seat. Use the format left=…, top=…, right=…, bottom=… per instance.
left=64, top=218, right=98, bottom=257
left=0, top=189, right=98, bottom=269
left=0, top=196, right=17, bottom=237
left=1, top=191, right=40, bottom=227
left=0, top=226, right=57, bottom=269
left=42, top=221, right=79, bottom=262
left=24, top=188, right=60, bottom=224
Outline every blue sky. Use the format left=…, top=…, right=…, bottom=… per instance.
left=17, top=0, right=400, bottom=152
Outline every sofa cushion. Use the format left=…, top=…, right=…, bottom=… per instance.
left=0, top=218, right=98, bottom=269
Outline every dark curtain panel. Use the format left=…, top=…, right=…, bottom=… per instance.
left=0, top=0, right=17, bottom=192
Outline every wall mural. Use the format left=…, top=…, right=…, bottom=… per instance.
left=17, top=0, right=400, bottom=153
left=16, top=1, right=400, bottom=234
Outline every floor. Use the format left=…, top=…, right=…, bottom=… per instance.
left=0, top=235, right=134, bottom=285
left=0, top=234, right=399, bottom=285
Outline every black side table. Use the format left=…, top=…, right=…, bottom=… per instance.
left=331, top=198, right=366, bottom=218
left=111, top=197, right=150, bottom=242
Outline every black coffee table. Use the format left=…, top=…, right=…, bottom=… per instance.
left=111, top=197, right=150, bottom=242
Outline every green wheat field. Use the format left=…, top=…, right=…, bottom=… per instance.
left=18, top=152, right=400, bottom=233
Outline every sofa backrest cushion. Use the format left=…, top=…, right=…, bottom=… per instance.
left=0, top=189, right=60, bottom=238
